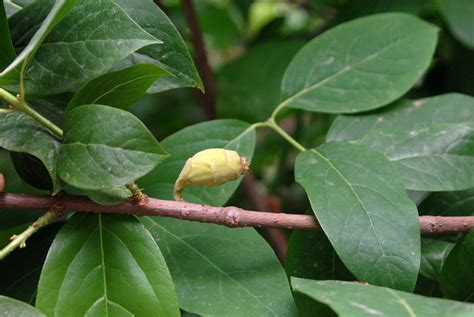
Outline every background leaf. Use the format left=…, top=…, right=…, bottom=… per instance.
left=295, top=142, right=420, bottom=291
left=140, top=120, right=297, bottom=316
left=0, top=295, right=45, bottom=317
left=440, top=230, right=474, bottom=302
left=419, top=188, right=474, bottom=216
left=291, top=278, right=474, bottom=317
left=0, top=1, right=16, bottom=78
left=114, top=0, right=203, bottom=93
left=280, top=13, right=437, bottom=113
left=58, top=105, right=168, bottom=190
left=420, top=238, right=454, bottom=281
left=437, top=0, right=474, bottom=49
left=36, top=213, right=180, bottom=316
left=67, top=64, right=169, bottom=111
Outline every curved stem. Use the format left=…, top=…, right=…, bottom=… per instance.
left=266, top=118, right=306, bottom=152
left=0, top=88, right=63, bottom=138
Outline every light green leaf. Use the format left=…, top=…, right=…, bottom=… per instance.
left=0, top=295, right=45, bottom=317
left=0, top=105, right=61, bottom=191
left=438, top=0, right=474, bottom=49
left=140, top=120, right=297, bottom=316
left=440, top=230, right=474, bottom=302
left=8, top=0, right=159, bottom=95
left=36, top=213, right=180, bottom=316
left=217, top=40, right=303, bottom=122
left=1, top=0, right=78, bottom=81
left=280, top=13, right=437, bottom=113
left=420, top=238, right=454, bottom=281
left=58, top=105, right=168, bottom=190
left=67, top=64, right=169, bottom=111
left=114, top=0, right=203, bottom=93
left=295, top=142, right=420, bottom=291
left=291, top=278, right=474, bottom=317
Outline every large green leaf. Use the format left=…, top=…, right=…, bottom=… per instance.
left=440, top=230, right=474, bottom=302
left=438, top=0, right=474, bottom=49
left=0, top=295, right=45, bottom=317
left=114, top=0, right=203, bottom=93
left=140, top=120, right=297, bottom=316
left=36, top=213, right=180, bottom=316
left=0, top=105, right=61, bottom=190
left=420, top=238, right=454, bottom=281
left=216, top=40, right=303, bottom=122
left=2, top=0, right=78, bottom=83
left=295, top=142, right=420, bottom=291
left=8, top=0, right=159, bottom=95
left=280, top=13, right=437, bottom=114
left=67, top=64, right=169, bottom=111
left=58, top=105, right=168, bottom=190
left=291, top=278, right=474, bottom=317
left=139, top=119, right=255, bottom=205
left=327, top=94, right=474, bottom=191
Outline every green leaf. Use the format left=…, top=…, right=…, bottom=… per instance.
left=58, top=105, right=168, bottom=190
left=67, top=64, right=169, bottom=111
left=139, top=119, right=255, bottom=205
left=420, top=238, right=454, bottom=281
left=419, top=188, right=474, bottom=216
left=0, top=295, right=45, bottom=317
left=285, top=218, right=353, bottom=281
left=3, top=2, right=24, bottom=18
left=114, top=0, right=203, bottom=93
left=36, top=213, right=180, bottom=316
left=327, top=94, right=474, bottom=191
left=291, top=278, right=474, bottom=317
left=280, top=13, right=437, bottom=114
left=142, top=218, right=297, bottom=317
left=0, top=106, right=61, bottom=191
left=1, top=0, right=78, bottom=81
left=440, top=230, right=474, bottom=302
left=139, top=120, right=297, bottom=316
left=9, top=0, right=159, bottom=95
left=216, top=40, right=303, bottom=122
left=438, top=0, right=474, bottom=49
left=0, top=1, right=16, bottom=71
left=295, top=142, right=420, bottom=291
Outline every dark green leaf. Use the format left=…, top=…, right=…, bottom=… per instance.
left=58, top=105, right=168, bottom=190
left=280, top=13, right=437, bottom=113
left=217, top=40, right=303, bottom=122
left=114, top=0, right=203, bottom=93
left=295, top=142, right=420, bottom=291
left=440, top=230, right=474, bottom=302
left=85, top=186, right=132, bottom=206
left=291, top=278, right=474, bottom=317
left=0, top=1, right=16, bottom=71
left=419, top=188, right=474, bottom=216
left=0, top=107, right=61, bottom=191
left=36, top=213, right=180, bottom=316
left=420, top=238, right=454, bottom=281
left=139, top=119, right=255, bottom=205
left=1, top=0, right=78, bottom=81
left=67, top=64, right=169, bottom=111
left=438, top=0, right=474, bottom=49
left=285, top=219, right=353, bottom=281
left=9, top=0, right=159, bottom=95
left=142, top=218, right=297, bottom=317
left=0, top=295, right=45, bottom=317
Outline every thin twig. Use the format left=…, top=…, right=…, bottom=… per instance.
left=0, top=193, right=473, bottom=234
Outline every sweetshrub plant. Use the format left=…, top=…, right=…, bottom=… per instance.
left=1, top=0, right=474, bottom=316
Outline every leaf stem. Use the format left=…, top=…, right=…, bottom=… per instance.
left=0, top=210, right=58, bottom=261
left=266, top=118, right=306, bottom=152
left=0, top=88, right=63, bottom=138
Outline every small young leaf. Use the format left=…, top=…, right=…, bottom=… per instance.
left=295, top=142, right=420, bottom=291
left=67, top=64, right=169, bottom=111
left=291, top=278, right=474, bottom=317
left=440, top=230, right=474, bottom=302
left=280, top=13, right=437, bottom=113
left=58, top=105, right=168, bottom=190
left=36, top=213, right=180, bottom=316
left=0, top=295, right=45, bottom=317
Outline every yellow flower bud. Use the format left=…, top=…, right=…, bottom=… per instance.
left=173, top=148, right=250, bottom=201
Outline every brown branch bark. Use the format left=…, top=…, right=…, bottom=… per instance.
left=1, top=193, right=473, bottom=235
left=181, top=0, right=216, bottom=119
